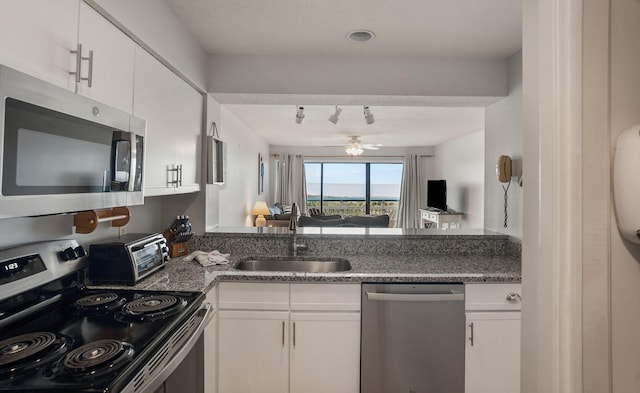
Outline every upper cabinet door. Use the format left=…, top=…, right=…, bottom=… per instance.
left=77, top=2, right=135, bottom=113
left=0, top=0, right=79, bottom=91
left=134, top=47, right=202, bottom=196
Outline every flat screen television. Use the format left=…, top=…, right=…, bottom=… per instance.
left=427, top=180, right=447, bottom=211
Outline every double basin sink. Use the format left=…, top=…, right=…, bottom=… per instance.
left=234, top=257, right=352, bottom=273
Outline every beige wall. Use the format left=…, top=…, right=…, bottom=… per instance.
left=610, top=0, right=640, bottom=390
left=484, top=53, right=523, bottom=239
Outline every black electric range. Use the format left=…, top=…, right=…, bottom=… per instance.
left=0, top=239, right=210, bottom=393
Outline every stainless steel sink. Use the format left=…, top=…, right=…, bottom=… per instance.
left=233, top=258, right=352, bottom=273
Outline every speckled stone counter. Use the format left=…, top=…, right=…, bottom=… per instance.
left=107, top=228, right=521, bottom=293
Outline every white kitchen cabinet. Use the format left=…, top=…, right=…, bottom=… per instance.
left=0, top=1, right=135, bottom=114
left=0, top=0, right=79, bottom=91
left=76, top=2, right=135, bottom=113
left=133, top=47, right=202, bottom=196
left=289, top=312, right=360, bottom=393
left=217, top=282, right=361, bottom=393
left=217, top=310, right=290, bottom=393
left=465, top=283, right=521, bottom=393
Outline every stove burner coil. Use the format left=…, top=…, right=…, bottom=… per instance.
left=0, top=332, right=71, bottom=376
left=119, top=295, right=186, bottom=322
left=61, top=339, right=133, bottom=376
left=74, top=292, right=126, bottom=314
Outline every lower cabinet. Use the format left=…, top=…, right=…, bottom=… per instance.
left=216, top=282, right=361, bottom=393
left=464, top=283, right=522, bottom=393
left=289, top=312, right=360, bottom=393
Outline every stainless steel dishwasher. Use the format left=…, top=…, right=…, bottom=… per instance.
left=361, top=283, right=465, bottom=393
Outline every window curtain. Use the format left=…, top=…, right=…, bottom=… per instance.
left=396, top=154, right=423, bottom=228
left=274, top=154, right=308, bottom=214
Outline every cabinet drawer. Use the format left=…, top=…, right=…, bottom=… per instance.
left=219, top=282, right=289, bottom=310
left=290, top=283, right=360, bottom=312
left=465, top=283, right=522, bottom=311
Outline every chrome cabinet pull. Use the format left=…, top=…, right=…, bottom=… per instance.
left=293, top=322, right=296, bottom=347
left=281, top=321, right=285, bottom=346
left=81, top=50, right=94, bottom=87
left=178, top=164, right=183, bottom=186
left=69, top=43, right=82, bottom=83
left=468, top=322, right=474, bottom=347
left=506, top=292, right=522, bottom=304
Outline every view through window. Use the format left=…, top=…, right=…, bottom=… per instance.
left=305, top=162, right=402, bottom=224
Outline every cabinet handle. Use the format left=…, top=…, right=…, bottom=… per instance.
left=282, top=321, right=285, bottom=347
left=468, top=322, right=474, bottom=347
left=506, top=292, right=522, bottom=304
left=81, top=50, right=94, bottom=87
left=69, top=43, right=82, bottom=83
left=178, top=164, right=183, bottom=186
left=293, top=322, right=296, bottom=347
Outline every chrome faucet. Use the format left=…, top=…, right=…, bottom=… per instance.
left=289, top=203, right=298, bottom=231
left=288, top=203, right=307, bottom=257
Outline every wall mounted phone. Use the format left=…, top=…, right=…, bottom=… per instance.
left=496, top=155, right=512, bottom=183
left=496, top=155, right=512, bottom=228
left=613, top=124, right=640, bottom=244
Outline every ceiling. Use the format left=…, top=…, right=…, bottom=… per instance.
left=165, top=0, right=522, bottom=148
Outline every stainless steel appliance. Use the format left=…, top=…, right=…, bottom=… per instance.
left=0, top=239, right=211, bottom=393
left=361, top=283, right=465, bottom=393
left=88, top=233, right=169, bottom=285
left=0, top=65, right=146, bottom=219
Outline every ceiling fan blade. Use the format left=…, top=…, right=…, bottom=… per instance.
left=363, top=145, right=380, bottom=150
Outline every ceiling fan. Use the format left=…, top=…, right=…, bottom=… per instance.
left=344, top=136, right=382, bottom=156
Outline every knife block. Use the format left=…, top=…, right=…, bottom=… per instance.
left=168, top=241, right=189, bottom=258
left=163, top=229, right=190, bottom=258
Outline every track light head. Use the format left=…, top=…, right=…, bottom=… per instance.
left=295, top=106, right=305, bottom=124
left=363, top=106, right=375, bottom=125
left=328, top=105, right=342, bottom=125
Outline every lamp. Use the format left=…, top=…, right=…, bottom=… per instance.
left=295, top=106, right=305, bottom=124
left=251, top=201, right=271, bottom=227
left=328, top=105, right=342, bottom=125
left=363, top=106, right=375, bottom=125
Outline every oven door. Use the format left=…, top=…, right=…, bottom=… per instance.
left=121, top=302, right=213, bottom=393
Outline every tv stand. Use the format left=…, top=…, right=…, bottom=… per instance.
left=420, top=208, right=463, bottom=229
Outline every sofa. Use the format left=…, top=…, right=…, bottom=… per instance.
left=298, top=214, right=390, bottom=228
left=263, top=203, right=293, bottom=227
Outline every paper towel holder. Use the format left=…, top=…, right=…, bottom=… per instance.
left=613, top=124, right=640, bottom=244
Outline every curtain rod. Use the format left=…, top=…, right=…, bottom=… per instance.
left=271, top=154, right=433, bottom=158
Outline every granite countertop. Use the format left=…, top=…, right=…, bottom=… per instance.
left=112, top=252, right=521, bottom=294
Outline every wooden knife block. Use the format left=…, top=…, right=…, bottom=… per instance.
left=168, top=241, right=189, bottom=258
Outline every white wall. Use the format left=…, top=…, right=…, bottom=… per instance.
left=208, top=55, right=508, bottom=98
left=610, top=0, right=640, bottom=390
left=484, top=52, right=523, bottom=239
left=216, top=105, right=271, bottom=227
left=430, top=131, right=485, bottom=228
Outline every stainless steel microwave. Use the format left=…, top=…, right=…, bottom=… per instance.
left=0, top=65, right=146, bottom=219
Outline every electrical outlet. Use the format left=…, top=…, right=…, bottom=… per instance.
left=119, top=226, right=126, bottom=237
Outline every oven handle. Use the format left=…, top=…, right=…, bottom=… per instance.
left=140, top=302, right=213, bottom=393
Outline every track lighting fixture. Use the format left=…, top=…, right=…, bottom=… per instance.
left=295, top=106, right=305, bottom=124
left=328, top=105, right=342, bottom=125
left=363, top=106, right=375, bottom=125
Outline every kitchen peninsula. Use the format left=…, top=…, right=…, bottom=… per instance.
left=125, top=228, right=521, bottom=293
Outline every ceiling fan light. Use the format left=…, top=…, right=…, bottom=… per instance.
left=328, top=105, right=342, bottom=125
left=295, top=106, right=305, bottom=124
left=363, top=106, right=375, bottom=125
left=345, top=146, right=364, bottom=156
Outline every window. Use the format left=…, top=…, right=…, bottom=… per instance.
left=305, top=162, right=402, bottom=221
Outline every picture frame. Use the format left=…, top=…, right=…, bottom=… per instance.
left=258, top=153, right=264, bottom=194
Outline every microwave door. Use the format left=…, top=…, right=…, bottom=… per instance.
left=111, top=136, right=131, bottom=192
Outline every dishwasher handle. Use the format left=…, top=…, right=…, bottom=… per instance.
left=366, top=291, right=464, bottom=302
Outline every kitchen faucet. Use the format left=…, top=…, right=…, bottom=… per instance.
left=288, top=203, right=307, bottom=257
